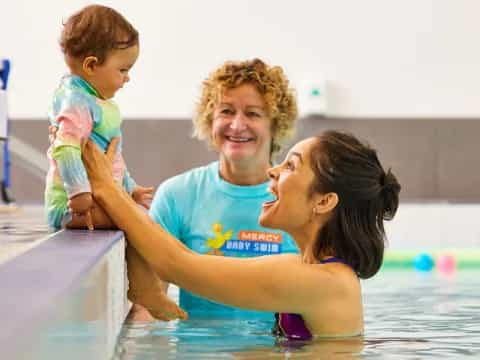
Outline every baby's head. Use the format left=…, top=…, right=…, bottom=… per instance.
left=60, top=5, right=139, bottom=99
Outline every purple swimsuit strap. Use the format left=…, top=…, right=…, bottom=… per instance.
left=274, top=257, right=349, bottom=341
left=278, top=313, right=312, bottom=340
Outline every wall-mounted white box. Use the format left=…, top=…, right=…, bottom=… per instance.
left=298, top=76, right=328, bottom=117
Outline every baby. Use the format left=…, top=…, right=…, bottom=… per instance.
left=45, top=5, right=187, bottom=322
left=45, top=4, right=152, bottom=230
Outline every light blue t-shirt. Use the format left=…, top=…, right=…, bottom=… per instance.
left=149, top=161, right=298, bottom=318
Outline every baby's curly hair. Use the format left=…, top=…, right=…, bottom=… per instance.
left=60, top=4, right=138, bottom=65
left=193, top=58, right=298, bottom=157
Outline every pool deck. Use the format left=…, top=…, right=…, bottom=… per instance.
left=0, top=205, right=50, bottom=264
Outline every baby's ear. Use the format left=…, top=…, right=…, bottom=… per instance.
left=82, top=56, right=99, bottom=74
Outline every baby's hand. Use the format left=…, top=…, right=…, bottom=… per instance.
left=132, top=185, right=154, bottom=209
left=68, top=192, right=94, bottom=230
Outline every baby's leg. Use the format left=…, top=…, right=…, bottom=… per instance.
left=127, top=303, right=156, bottom=322
left=66, top=200, right=187, bottom=320
left=126, top=244, right=188, bottom=321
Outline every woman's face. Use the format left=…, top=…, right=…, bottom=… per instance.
left=259, top=138, right=320, bottom=233
left=211, top=83, right=272, bottom=166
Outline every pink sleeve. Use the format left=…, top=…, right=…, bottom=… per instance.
left=51, top=104, right=94, bottom=198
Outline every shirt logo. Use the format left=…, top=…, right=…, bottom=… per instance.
left=206, top=222, right=233, bottom=256
left=224, top=230, right=283, bottom=255
left=206, top=223, right=284, bottom=256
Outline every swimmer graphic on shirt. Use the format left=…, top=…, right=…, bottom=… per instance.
left=206, top=223, right=233, bottom=255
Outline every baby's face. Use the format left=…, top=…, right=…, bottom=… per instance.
left=90, top=44, right=139, bottom=99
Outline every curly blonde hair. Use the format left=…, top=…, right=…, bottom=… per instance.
left=193, top=58, right=298, bottom=157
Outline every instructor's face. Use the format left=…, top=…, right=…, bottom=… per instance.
left=211, top=83, right=272, bottom=165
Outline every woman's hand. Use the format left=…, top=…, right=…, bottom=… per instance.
left=82, top=138, right=119, bottom=192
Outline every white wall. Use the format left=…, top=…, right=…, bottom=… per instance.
left=2, top=0, right=480, bottom=119
left=385, top=203, right=480, bottom=250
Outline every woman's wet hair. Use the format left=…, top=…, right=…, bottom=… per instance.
left=309, top=130, right=401, bottom=278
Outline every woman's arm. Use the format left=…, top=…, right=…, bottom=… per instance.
left=82, top=141, right=339, bottom=315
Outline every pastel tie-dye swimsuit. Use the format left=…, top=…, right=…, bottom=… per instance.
left=272, top=257, right=349, bottom=340
left=45, top=75, right=136, bottom=229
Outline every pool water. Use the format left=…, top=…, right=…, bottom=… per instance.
left=114, top=270, right=480, bottom=359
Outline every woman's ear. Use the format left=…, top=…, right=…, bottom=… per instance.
left=315, top=192, right=338, bottom=214
left=82, top=56, right=99, bottom=75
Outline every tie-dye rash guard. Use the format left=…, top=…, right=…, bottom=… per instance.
left=45, top=75, right=136, bottom=229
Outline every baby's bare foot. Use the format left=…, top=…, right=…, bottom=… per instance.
left=127, top=303, right=156, bottom=322
left=128, top=288, right=188, bottom=321
left=147, top=291, right=188, bottom=320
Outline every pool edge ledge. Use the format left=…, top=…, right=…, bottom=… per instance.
left=0, top=229, right=130, bottom=360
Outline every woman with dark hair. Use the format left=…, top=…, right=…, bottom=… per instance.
left=81, top=130, right=401, bottom=339
left=142, top=58, right=300, bottom=320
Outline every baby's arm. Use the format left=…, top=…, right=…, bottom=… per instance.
left=50, top=122, right=116, bottom=230
left=52, top=105, right=93, bottom=227
left=122, top=166, right=137, bottom=195
left=118, top=150, right=154, bottom=209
